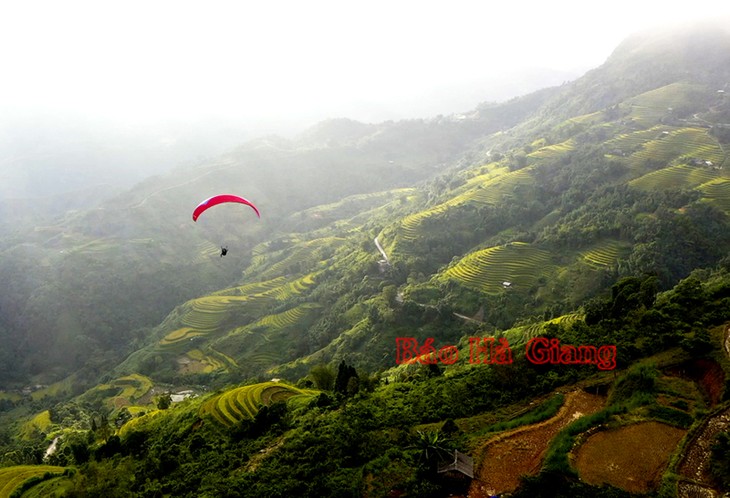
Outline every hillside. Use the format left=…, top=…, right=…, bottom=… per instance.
left=1, top=22, right=730, bottom=498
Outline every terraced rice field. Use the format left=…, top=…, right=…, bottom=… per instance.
left=0, top=465, right=66, bottom=498
left=259, top=272, right=318, bottom=301
left=604, top=125, right=674, bottom=156
left=159, top=327, right=208, bottom=349
left=579, top=240, right=630, bottom=269
left=628, top=127, right=725, bottom=171
left=698, top=178, right=730, bottom=213
left=627, top=83, right=705, bottom=126
left=527, top=139, right=576, bottom=161
left=255, top=303, right=322, bottom=329
left=113, top=374, right=153, bottom=401
left=629, top=163, right=722, bottom=191
left=395, top=204, right=451, bottom=246
left=213, top=276, right=289, bottom=297
left=394, top=167, right=535, bottom=248
left=118, top=409, right=164, bottom=436
left=441, top=242, right=555, bottom=294
left=179, top=349, right=227, bottom=374
left=260, top=237, right=346, bottom=278
left=21, top=411, right=52, bottom=440
left=510, top=313, right=585, bottom=345
left=458, top=168, right=535, bottom=205
left=158, top=273, right=318, bottom=358
left=200, top=381, right=317, bottom=427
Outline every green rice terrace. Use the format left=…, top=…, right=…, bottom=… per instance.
left=212, top=303, right=322, bottom=373
left=439, top=242, right=556, bottom=294
left=578, top=239, right=631, bottom=270
left=392, top=166, right=536, bottom=252
left=629, top=162, right=725, bottom=191
left=527, top=139, right=576, bottom=161
left=626, top=127, right=726, bottom=171
left=626, top=82, right=708, bottom=126
left=246, top=236, right=345, bottom=280
left=157, top=273, right=319, bottom=354
left=698, top=177, right=730, bottom=213
left=200, top=381, right=317, bottom=427
left=0, top=465, right=66, bottom=498
left=76, top=374, right=154, bottom=412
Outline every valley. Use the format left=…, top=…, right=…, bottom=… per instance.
left=0, top=22, right=730, bottom=498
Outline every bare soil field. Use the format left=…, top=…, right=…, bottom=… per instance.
left=468, top=390, right=605, bottom=497
left=573, top=421, right=686, bottom=493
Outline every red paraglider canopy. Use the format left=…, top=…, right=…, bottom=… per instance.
left=192, top=194, right=260, bottom=222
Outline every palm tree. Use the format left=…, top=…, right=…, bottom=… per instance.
left=409, top=430, right=450, bottom=473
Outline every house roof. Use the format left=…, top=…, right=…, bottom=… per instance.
left=437, top=450, right=474, bottom=478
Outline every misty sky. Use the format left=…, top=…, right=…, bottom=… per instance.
left=2, top=0, right=730, bottom=129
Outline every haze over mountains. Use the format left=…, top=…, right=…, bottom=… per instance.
left=0, top=19, right=730, bottom=498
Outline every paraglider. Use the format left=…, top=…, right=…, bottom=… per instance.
left=192, top=194, right=260, bottom=257
left=192, top=194, right=260, bottom=222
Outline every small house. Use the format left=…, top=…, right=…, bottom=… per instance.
left=437, top=450, right=474, bottom=479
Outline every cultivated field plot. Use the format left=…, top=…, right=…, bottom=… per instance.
left=20, top=411, right=52, bottom=440
left=440, top=242, right=556, bottom=294
left=118, top=409, right=164, bottom=437
left=507, top=313, right=585, bottom=345
left=213, top=302, right=322, bottom=373
left=178, top=348, right=227, bottom=374
left=394, top=204, right=451, bottom=248
left=628, top=127, right=725, bottom=171
left=469, top=390, right=605, bottom=497
left=458, top=168, right=535, bottom=205
left=573, top=421, right=686, bottom=494
left=259, top=237, right=346, bottom=279
left=626, top=82, right=707, bottom=126
left=77, top=374, right=154, bottom=411
left=0, top=465, right=65, bottom=498
left=158, top=273, right=318, bottom=353
left=629, top=163, right=722, bottom=191
left=698, top=178, right=730, bottom=213
left=578, top=240, right=631, bottom=269
left=527, top=139, right=576, bottom=161
left=200, top=381, right=317, bottom=427
left=393, top=166, right=535, bottom=250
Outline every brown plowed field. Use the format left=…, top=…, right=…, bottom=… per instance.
left=468, top=390, right=605, bottom=497
left=574, top=421, right=686, bottom=493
